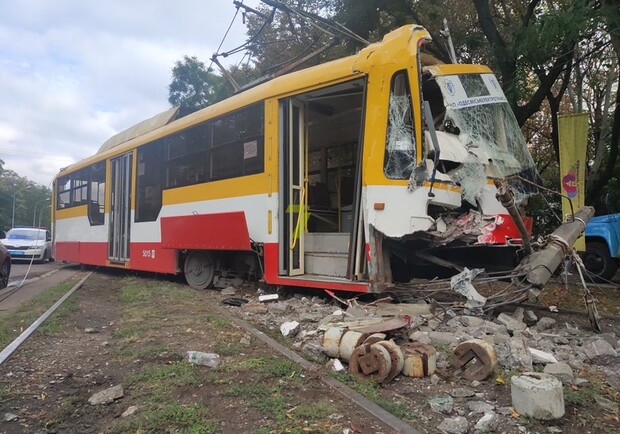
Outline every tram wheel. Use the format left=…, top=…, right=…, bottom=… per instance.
left=184, top=251, right=215, bottom=290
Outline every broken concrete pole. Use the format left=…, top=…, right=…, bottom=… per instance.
left=511, top=372, right=565, bottom=420
left=453, top=339, right=497, bottom=381
left=88, top=384, right=124, bottom=405
left=401, top=342, right=437, bottom=378
left=322, top=327, right=345, bottom=358
left=339, top=330, right=368, bottom=362
left=514, top=206, right=594, bottom=298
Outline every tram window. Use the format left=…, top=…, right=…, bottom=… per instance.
left=165, top=121, right=210, bottom=188
left=210, top=103, right=264, bottom=180
left=57, top=176, right=71, bottom=209
left=71, top=169, right=89, bottom=205
left=384, top=70, right=416, bottom=179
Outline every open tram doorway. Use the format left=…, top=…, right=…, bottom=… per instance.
left=108, top=153, right=132, bottom=262
left=279, top=78, right=367, bottom=280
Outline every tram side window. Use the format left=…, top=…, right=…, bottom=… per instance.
left=384, top=70, right=416, bottom=179
left=211, top=104, right=264, bottom=180
left=56, top=163, right=107, bottom=227
left=136, top=140, right=165, bottom=222
left=165, top=121, right=211, bottom=189
left=88, top=162, right=105, bottom=226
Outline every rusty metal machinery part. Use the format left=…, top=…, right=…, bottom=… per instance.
left=363, top=332, right=387, bottom=346
left=401, top=342, right=437, bottom=378
left=339, top=330, right=368, bottom=362
left=374, top=340, right=404, bottom=382
left=453, top=339, right=497, bottom=381
left=349, top=342, right=392, bottom=382
left=322, top=327, right=345, bottom=358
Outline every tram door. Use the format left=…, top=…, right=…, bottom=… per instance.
left=108, top=153, right=132, bottom=262
left=280, top=99, right=305, bottom=276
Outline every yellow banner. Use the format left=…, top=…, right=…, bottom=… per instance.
left=558, top=112, right=588, bottom=251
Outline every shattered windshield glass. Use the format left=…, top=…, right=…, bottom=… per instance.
left=436, top=73, right=538, bottom=201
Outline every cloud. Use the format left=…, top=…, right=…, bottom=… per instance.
left=0, top=0, right=256, bottom=186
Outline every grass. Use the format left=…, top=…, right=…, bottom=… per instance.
left=107, top=402, right=217, bottom=434
left=0, top=281, right=76, bottom=348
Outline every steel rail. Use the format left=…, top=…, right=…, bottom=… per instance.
left=0, top=272, right=92, bottom=366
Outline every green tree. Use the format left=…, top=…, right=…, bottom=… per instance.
left=0, top=169, right=51, bottom=231
left=168, top=56, right=231, bottom=113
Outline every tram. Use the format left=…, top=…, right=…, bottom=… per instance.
left=52, top=25, right=538, bottom=292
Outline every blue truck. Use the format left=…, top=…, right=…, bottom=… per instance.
left=583, top=213, right=620, bottom=280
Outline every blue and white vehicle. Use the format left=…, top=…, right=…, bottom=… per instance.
left=0, top=227, right=53, bottom=264
left=583, top=213, right=620, bottom=280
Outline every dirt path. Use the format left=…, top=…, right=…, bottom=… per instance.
left=0, top=272, right=401, bottom=433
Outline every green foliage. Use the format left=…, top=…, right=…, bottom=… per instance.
left=0, top=168, right=51, bottom=231
left=168, top=56, right=231, bottom=113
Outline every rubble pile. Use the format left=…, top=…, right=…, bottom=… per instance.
left=223, top=289, right=620, bottom=431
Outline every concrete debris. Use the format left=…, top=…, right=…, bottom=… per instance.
left=186, top=351, right=220, bottom=367
left=429, top=331, right=458, bottom=347
left=523, top=310, right=538, bottom=326
left=529, top=347, right=558, bottom=364
left=280, top=321, right=300, bottom=337
left=221, top=286, right=237, bottom=296
left=511, top=373, right=564, bottom=420
left=88, top=384, right=124, bottom=405
left=450, top=387, right=475, bottom=398
left=466, top=401, right=494, bottom=414
left=429, top=396, right=454, bottom=414
left=437, top=416, right=469, bottom=434
left=409, top=331, right=431, bottom=344
left=458, top=316, right=484, bottom=328
left=497, top=312, right=527, bottom=332
left=84, top=327, right=99, bottom=333
left=258, top=294, right=279, bottom=302
left=121, top=406, right=138, bottom=417
left=583, top=339, right=618, bottom=360
left=3, top=413, right=18, bottom=422
left=326, top=358, right=346, bottom=372
left=543, top=362, right=574, bottom=384
left=535, top=317, right=556, bottom=331
left=508, top=338, right=533, bottom=371
left=474, top=411, right=498, bottom=431
left=602, top=364, right=620, bottom=389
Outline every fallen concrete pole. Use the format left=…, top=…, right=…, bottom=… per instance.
left=514, top=206, right=594, bottom=299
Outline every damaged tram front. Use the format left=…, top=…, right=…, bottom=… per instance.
left=360, top=31, right=539, bottom=289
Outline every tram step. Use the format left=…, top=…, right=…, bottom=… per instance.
left=304, top=232, right=349, bottom=254
left=305, top=252, right=348, bottom=277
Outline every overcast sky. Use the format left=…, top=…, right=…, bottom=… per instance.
left=0, top=0, right=259, bottom=187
